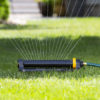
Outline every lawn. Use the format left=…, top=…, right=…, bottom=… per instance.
left=0, top=18, right=100, bottom=100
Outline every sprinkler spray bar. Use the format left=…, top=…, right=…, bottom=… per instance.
left=18, top=58, right=100, bottom=72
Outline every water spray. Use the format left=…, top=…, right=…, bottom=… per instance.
left=18, top=58, right=100, bottom=72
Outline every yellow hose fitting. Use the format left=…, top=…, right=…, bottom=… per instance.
left=73, top=58, right=76, bottom=69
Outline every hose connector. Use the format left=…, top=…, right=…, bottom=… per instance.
left=72, top=58, right=83, bottom=69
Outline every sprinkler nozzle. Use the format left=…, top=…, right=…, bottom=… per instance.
left=17, top=58, right=100, bottom=72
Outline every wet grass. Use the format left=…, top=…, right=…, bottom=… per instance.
left=0, top=18, right=100, bottom=100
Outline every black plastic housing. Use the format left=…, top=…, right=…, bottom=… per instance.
left=18, top=59, right=83, bottom=72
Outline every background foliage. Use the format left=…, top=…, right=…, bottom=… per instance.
left=0, top=0, right=10, bottom=20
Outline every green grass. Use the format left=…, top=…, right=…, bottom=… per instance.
left=0, top=18, right=100, bottom=100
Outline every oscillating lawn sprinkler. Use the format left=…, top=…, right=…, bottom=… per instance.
left=18, top=58, right=100, bottom=72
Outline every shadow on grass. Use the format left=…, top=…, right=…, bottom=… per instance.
left=0, top=36, right=100, bottom=79
left=0, top=24, right=40, bottom=30
left=0, top=24, right=60, bottom=30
